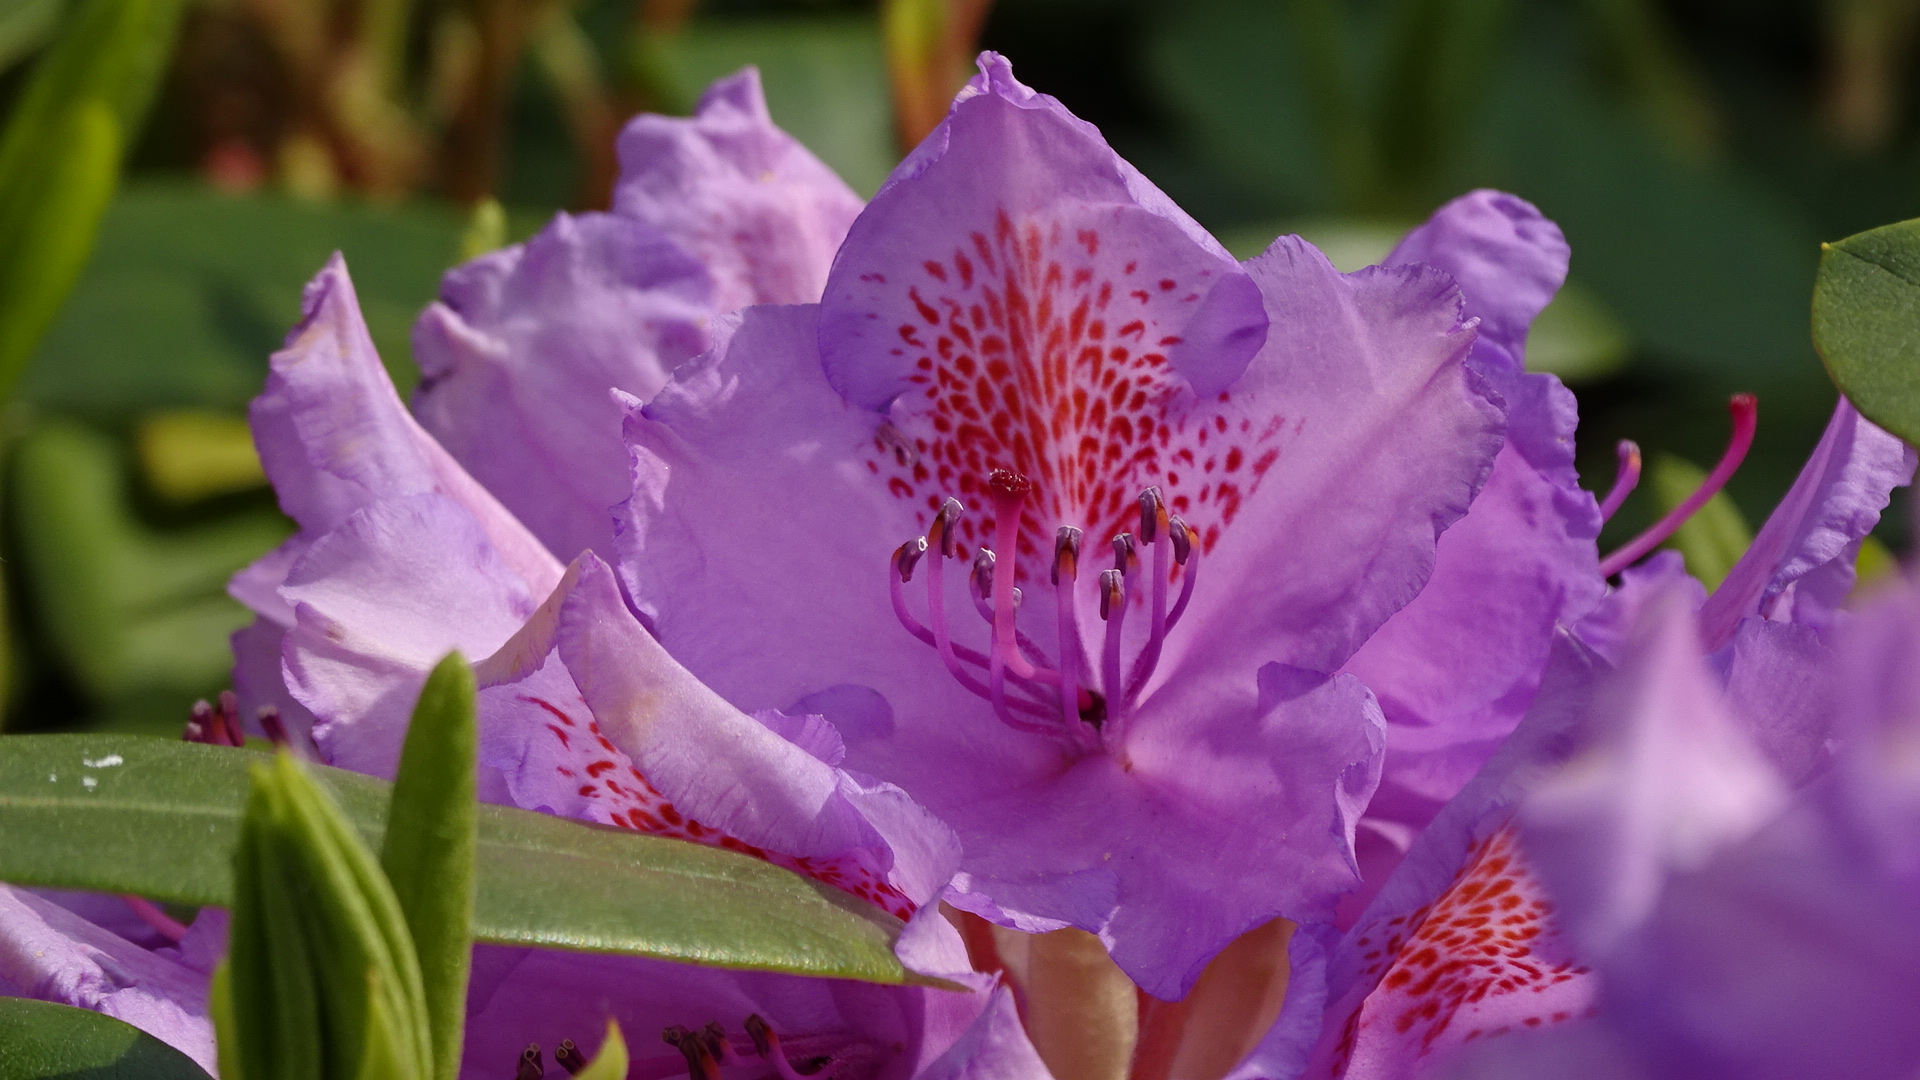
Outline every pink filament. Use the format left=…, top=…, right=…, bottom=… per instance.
left=1598, top=395, right=1756, bottom=578
left=1597, top=439, right=1642, bottom=523
left=122, top=895, right=189, bottom=942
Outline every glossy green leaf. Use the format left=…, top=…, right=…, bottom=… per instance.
left=225, top=753, right=431, bottom=1080
left=1651, top=454, right=1753, bottom=590
left=1812, top=217, right=1920, bottom=447
left=380, top=655, right=478, bottom=1080
left=0, top=997, right=212, bottom=1080
left=0, top=734, right=916, bottom=984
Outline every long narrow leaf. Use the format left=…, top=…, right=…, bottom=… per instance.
left=0, top=734, right=915, bottom=984
left=0, top=997, right=212, bottom=1080
left=380, top=654, right=479, bottom=1080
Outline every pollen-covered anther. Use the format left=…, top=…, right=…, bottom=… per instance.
left=1099, top=569, right=1126, bottom=619
left=745, top=1014, right=822, bottom=1080
left=516, top=1044, right=544, bottom=1080
left=1138, top=486, right=1168, bottom=544
left=1112, top=533, right=1139, bottom=574
left=927, top=497, right=962, bottom=558
left=893, top=537, right=928, bottom=582
left=1052, top=526, right=1083, bottom=585
left=184, top=691, right=245, bottom=747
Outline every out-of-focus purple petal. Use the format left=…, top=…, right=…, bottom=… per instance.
left=0, top=886, right=215, bottom=1075
left=1720, top=618, right=1836, bottom=784
left=613, top=68, right=863, bottom=311
left=1697, top=398, right=1914, bottom=649
left=412, top=212, right=715, bottom=562
left=1571, top=551, right=1702, bottom=666
left=1525, top=582, right=1786, bottom=961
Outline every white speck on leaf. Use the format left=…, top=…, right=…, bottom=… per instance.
left=82, top=754, right=123, bottom=768
left=82, top=776, right=97, bottom=790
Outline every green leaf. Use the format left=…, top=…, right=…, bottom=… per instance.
left=0, top=734, right=916, bottom=984
left=1812, top=217, right=1920, bottom=447
left=0, top=0, right=63, bottom=76
left=227, top=753, right=433, bottom=1080
left=0, top=997, right=212, bottom=1080
left=0, top=0, right=187, bottom=401
left=380, top=654, right=478, bottom=1080
left=1651, top=454, right=1753, bottom=590
left=9, top=421, right=291, bottom=701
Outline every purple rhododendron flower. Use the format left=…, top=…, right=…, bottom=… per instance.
left=1226, top=389, right=1913, bottom=1079
left=613, top=53, right=1515, bottom=998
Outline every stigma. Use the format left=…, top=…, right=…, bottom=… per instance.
left=889, top=469, right=1199, bottom=750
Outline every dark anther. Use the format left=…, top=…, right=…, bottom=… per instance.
left=1099, top=570, right=1125, bottom=620
left=664, top=1026, right=719, bottom=1080
left=257, top=706, right=288, bottom=746
left=972, top=549, right=996, bottom=598
left=185, top=692, right=244, bottom=747
left=516, top=1043, right=544, bottom=1080
left=1052, top=526, right=1082, bottom=585
left=1138, top=487, right=1166, bottom=544
left=700, top=1021, right=734, bottom=1063
left=1111, top=534, right=1137, bottom=574
left=554, top=1038, right=587, bottom=1076
left=1168, top=517, right=1192, bottom=565
left=928, top=498, right=963, bottom=557
left=745, top=1014, right=777, bottom=1057
left=893, top=537, right=928, bottom=582
left=1080, top=690, right=1107, bottom=729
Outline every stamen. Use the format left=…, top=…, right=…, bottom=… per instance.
left=121, top=895, right=188, bottom=942
left=1166, top=517, right=1199, bottom=628
left=1598, top=394, right=1757, bottom=578
left=1053, top=527, right=1085, bottom=726
left=257, top=705, right=288, bottom=747
left=517, top=1045, right=544, bottom=1080
left=1128, top=489, right=1173, bottom=700
left=702, top=1022, right=740, bottom=1066
left=987, top=471, right=1037, bottom=680
left=555, top=1038, right=589, bottom=1077
left=747, top=1014, right=820, bottom=1080
left=185, top=694, right=245, bottom=747
left=1597, top=439, right=1642, bottom=523
left=1100, top=569, right=1127, bottom=732
left=662, top=1028, right=720, bottom=1080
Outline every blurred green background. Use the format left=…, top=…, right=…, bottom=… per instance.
left=0, top=0, right=1911, bottom=735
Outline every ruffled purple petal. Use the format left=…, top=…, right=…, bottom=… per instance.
left=0, top=886, right=216, bottom=1074
left=245, top=253, right=562, bottom=596
left=1697, top=397, right=1914, bottom=650
left=613, top=68, right=864, bottom=311
left=412, top=212, right=715, bottom=562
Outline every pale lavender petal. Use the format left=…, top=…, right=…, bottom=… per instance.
left=613, top=68, right=863, bottom=311
left=280, top=493, right=540, bottom=776
left=1345, top=194, right=1603, bottom=831
left=616, top=304, right=940, bottom=719
left=1720, top=618, right=1837, bottom=784
left=1147, top=239, right=1500, bottom=692
left=245, top=253, right=561, bottom=598
left=918, top=666, right=1383, bottom=999
left=1524, top=581, right=1787, bottom=961
left=1697, top=398, right=1914, bottom=650
left=0, top=885, right=215, bottom=1074
left=1571, top=551, right=1703, bottom=666
left=412, top=212, right=714, bottom=562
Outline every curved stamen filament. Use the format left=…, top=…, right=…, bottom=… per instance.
left=747, top=1015, right=822, bottom=1080
left=1599, top=394, right=1756, bottom=578
left=1597, top=439, right=1642, bottom=523
left=1100, top=568, right=1128, bottom=735
left=1128, top=488, right=1172, bottom=699
left=1166, top=516, right=1198, bottom=628
left=1054, top=527, right=1084, bottom=727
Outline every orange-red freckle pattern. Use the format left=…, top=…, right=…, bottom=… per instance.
left=1327, top=824, right=1594, bottom=1077
left=524, top=693, right=915, bottom=920
left=861, top=207, right=1291, bottom=576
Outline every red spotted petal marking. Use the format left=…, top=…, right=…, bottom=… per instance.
left=864, top=207, right=1289, bottom=564
left=1327, top=824, right=1594, bottom=1077
left=524, top=693, right=914, bottom=920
